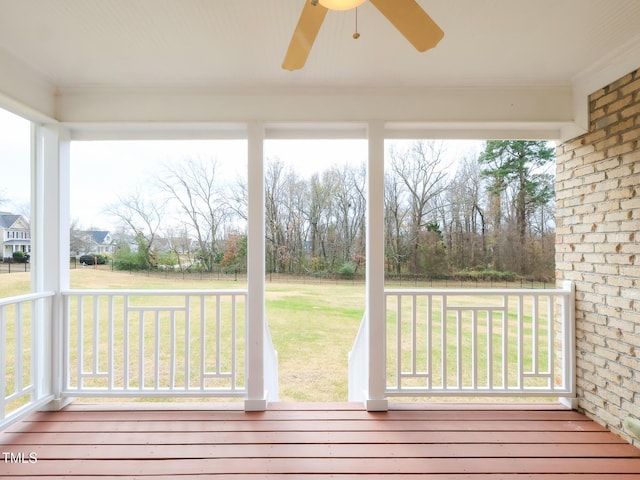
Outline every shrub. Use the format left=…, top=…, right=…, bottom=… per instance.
left=12, top=251, right=28, bottom=263
left=112, top=245, right=148, bottom=271
left=157, top=250, right=178, bottom=268
left=339, top=261, right=356, bottom=278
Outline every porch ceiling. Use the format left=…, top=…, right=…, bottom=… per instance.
left=0, top=0, right=639, bottom=135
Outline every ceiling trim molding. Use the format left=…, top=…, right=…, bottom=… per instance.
left=384, top=121, right=570, bottom=141
left=65, top=122, right=247, bottom=141
left=63, top=119, right=570, bottom=142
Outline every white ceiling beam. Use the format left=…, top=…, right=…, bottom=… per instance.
left=55, top=85, right=576, bottom=140
left=56, top=86, right=573, bottom=123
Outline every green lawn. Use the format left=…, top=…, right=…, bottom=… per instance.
left=266, top=282, right=363, bottom=401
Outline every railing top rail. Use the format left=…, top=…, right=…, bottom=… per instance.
left=62, top=289, right=248, bottom=296
left=385, top=286, right=571, bottom=296
left=0, top=291, right=55, bottom=307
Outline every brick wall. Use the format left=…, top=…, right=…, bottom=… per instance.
left=556, top=68, right=640, bottom=444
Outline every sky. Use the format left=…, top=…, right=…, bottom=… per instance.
left=70, top=139, right=247, bottom=229
left=0, top=108, right=31, bottom=216
left=0, top=107, right=484, bottom=230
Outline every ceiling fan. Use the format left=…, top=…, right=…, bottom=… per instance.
left=282, top=0, right=444, bottom=71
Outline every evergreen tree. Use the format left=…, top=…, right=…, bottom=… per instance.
left=478, top=140, right=554, bottom=273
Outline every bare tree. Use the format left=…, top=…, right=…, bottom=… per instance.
left=226, top=176, right=248, bottom=221
left=306, top=172, right=332, bottom=269
left=444, top=158, right=486, bottom=268
left=333, top=163, right=366, bottom=269
left=107, top=190, right=164, bottom=268
left=154, top=157, right=229, bottom=272
left=388, top=141, right=448, bottom=274
left=265, top=158, right=288, bottom=273
left=384, top=166, right=409, bottom=275
left=69, top=219, right=91, bottom=256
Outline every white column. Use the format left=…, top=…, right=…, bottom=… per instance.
left=245, top=121, right=268, bottom=411
left=365, top=120, right=388, bottom=411
left=32, top=123, right=72, bottom=410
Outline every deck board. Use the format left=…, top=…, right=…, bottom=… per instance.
left=1, top=402, right=639, bottom=479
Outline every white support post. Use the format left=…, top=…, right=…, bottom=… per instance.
left=365, top=120, right=388, bottom=411
left=245, top=121, right=268, bottom=411
left=559, top=280, right=578, bottom=410
left=32, top=123, right=72, bottom=411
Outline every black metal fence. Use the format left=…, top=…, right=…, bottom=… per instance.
left=0, top=261, right=30, bottom=274
left=3, top=259, right=553, bottom=289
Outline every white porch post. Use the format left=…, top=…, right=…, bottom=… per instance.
left=245, top=121, right=268, bottom=411
left=32, top=123, right=72, bottom=411
left=365, top=120, right=388, bottom=411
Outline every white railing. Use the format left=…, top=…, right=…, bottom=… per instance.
left=62, top=289, right=249, bottom=398
left=0, top=292, right=55, bottom=430
left=384, top=281, right=575, bottom=402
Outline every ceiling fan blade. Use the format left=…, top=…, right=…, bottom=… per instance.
left=370, top=0, right=444, bottom=52
left=282, top=1, right=328, bottom=71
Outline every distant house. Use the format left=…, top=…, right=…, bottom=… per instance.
left=73, top=230, right=115, bottom=257
left=0, top=211, right=31, bottom=260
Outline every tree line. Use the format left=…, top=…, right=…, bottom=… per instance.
left=82, top=140, right=556, bottom=280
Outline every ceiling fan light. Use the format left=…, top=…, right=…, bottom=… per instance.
left=318, top=0, right=365, bottom=11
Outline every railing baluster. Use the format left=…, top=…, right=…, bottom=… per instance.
left=485, top=309, right=492, bottom=390
left=502, top=306, right=508, bottom=390
left=76, top=296, right=83, bottom=389
left=154, top=310, right=160, bottom=390
left=517, top=294, right=523, bottom=389
left=200, top=295, right=206, bottom=390
left=185, top=296, right=190, bottom=390
left=108, top=295, right=114, bottom=390
left=441, top=295, right=447, bottom=390
left=0, top=305, right=6, bottom=419
left=471, top=309, right=478, bottom=389
left=123, top=295, right=129, bottom=389
left=532, top=294, right=538, bottom=375
left=426, top=294, right=433, bottom=390
left=548, top=295, right=555, bottom=389
left=15, top=303, right=23, bottom=396
left=411, top=294, right=417, bottom=375
left=216, top=294, right=222, bottom=376
left=395, top=295, right=402, bottom=390
left=31, top=298, right=38, bottom=401
left=170, top=309, right=176, bottom=390
left=231, top=294, right=237, bottom=391
left=93, top=295, right=99, bottom=375
left=138, top=310, right=144, bottom=390
left=454, top=309, right=460, bottom=388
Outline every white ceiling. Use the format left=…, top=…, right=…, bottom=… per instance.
left=0, top=0, right=639, bottom=136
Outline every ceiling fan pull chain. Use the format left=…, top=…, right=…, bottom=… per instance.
left=353, top=7, right=360, bottom=39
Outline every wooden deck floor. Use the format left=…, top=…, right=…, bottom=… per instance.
left=1, top=402, right=640, bottom=479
